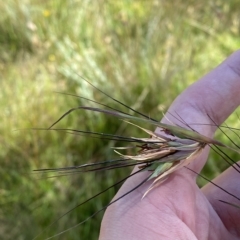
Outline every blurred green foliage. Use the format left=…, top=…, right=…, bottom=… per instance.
left=0, top=0, right=240, bottom=239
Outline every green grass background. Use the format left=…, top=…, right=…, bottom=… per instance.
left=1, top=0, right=240, bottom=239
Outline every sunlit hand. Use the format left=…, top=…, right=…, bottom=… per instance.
left=99, top=51, right=240, bottom=240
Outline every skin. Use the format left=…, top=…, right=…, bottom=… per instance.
left=99, top=50, right=240, bottom=240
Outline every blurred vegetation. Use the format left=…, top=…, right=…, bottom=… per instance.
left=0, top=0, right=240, bottom=239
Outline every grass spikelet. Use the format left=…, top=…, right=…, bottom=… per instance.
left=31, top=77, right=240, bottom=239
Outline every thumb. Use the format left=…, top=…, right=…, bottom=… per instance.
left=159, top=50, right=240, bottom=173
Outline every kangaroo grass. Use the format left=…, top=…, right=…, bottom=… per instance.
left=32, top=78, right=240, bottom=239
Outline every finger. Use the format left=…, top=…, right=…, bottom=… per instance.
left=202, top=162, right=240, bottom=236
left=159, top=50, right=240, bottom=173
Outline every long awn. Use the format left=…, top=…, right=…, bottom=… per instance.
left=32, top=76, right=240, bottom=239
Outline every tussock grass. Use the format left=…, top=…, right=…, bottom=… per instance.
left=0, top=0, right=240, bottom=239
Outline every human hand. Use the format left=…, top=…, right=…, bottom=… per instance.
left=99, top=51, right=240, bottom=240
